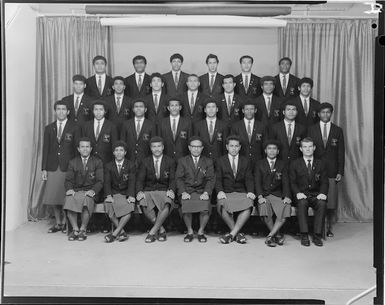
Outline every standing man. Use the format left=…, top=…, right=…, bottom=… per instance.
left=62, top=74, right=93, bottom=126
left=120, top=99, right=156, bottom=168
left=103, top=76, right=133, bottom=136
left=307, top=103, right=345, bottom=237
left=85, top=55, right=114, bottom=99
left=234, top=55, right=262, bottom=100
left=124, top=55, right=151, bottom=98
left=42, top=101, right=79, bottom=233
left=289, top=137, right=329, bottom=247
left=64, top=137, right=104, bottom=241
left=216, top=136, right=255, bottom=244
left=180, top=74, right=209, bottom=124
left=273, top=57, right=300, bottom=101
left=199, top=54, right=224, bottom=98
left=290, top=77, right=320, bottom=127
left=136, top=137, right=176, bottom=243
left=162, top=53, right=189, bottom=97
left=103, top=141, right=136, bottom=243
left=255, top=140, right=291, bottom=247
left=176, top=136, right=215, bottom=242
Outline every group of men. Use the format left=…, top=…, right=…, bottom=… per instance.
left=41, top=53, right=345, bottom=247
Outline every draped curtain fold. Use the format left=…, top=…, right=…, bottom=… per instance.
left=278, top=19, right=376, bottom=221
left=28, top=16, right=112, bottom=220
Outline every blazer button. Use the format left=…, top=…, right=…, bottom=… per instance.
left=136, top=144, right=138, bottom=146
left=308, top=185, right=311, bottom=187
left=58, top=152, right=60, bottom=155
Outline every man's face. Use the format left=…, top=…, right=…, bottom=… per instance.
left=226, top=140, right=241, bottom=156
left=113, top=80, right=125, bottom=94
left=240, top=58, right=253, bottom=73
left=151, top=142, right=164, bottom=157
left=168, top=100, right=182, bottom=116
left=265, top=145, right=279, bottom=159
left=279, top=60, right=291, bottom=74
left=187, top=76, right=199, bottom=91
left=283, top=105, right=297, bottom=120
left=113, top=146, right=126, bottom=161
left=93, top=105, right=106, bottom=120
left=189, top=140, right=204, bottom=157
left=299, top=83, right=312, bottom=97
left=204, top=103, right=218, bottom=118
left=55, top=104, right=69, bottom=121
left=222, top=77, right=235, bottom=93
left=262, top=81, right=275, bottom=95
left=133, top=102, right=146, bottom=117
left=207, top=58, right=218, bottom=73
left=243, top=104, right=256, bottom=120
left=151, top=77, right=163, bottom=91
left=300, top=141, right=316, bottom=157
left=134, top=59, right=146, bottom=73
left=73, top=81, right=86, bottom=95
left=77, top=141, right=92, bottom=157
left=318, top=108, right=332, bottom=123
left=94, top=59, right=106, bottom=74
left=171, top=58, right=182, bottom=71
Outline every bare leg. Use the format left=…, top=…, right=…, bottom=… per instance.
left=198, top=211, right=210, bottom=235
left=262, top=216, right=274, bottom=232
left=230, top=209, right=251, bottom=236
left=219, top=206, right=235, bottom=231
left=113, top=213, right=131, bottom=236
left=149, top=205, right=170, bottom=235
left=268, top=218, right=286, bottom=237
left=183, top=213, right=193, bottom=235
left=80, top=208, right=91, bottom=231
left=67, top=211, right=79, bottom=231
left=52, top=206, right=63, bottom=226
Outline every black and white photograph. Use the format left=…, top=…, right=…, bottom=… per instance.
left=1, top=0, right=384, bottom=304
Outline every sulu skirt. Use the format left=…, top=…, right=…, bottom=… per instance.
left=139, top=191, right=174, bottom=211
left=217, top=192, right=254, bottom=213
left=63, top=191, right=95, bottom=214
left=42, top=169, right=66, bottom=206
left=181, top=192, right=210, bottom=214
left=104, top=193, right=135, bottom=218
left=258, top=194, right=291, bottom=220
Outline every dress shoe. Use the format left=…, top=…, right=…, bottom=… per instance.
left=312, top=234, right=324, bottom=247
left=275, top=234, right=285, bottom=246
left=265, top=236, right=277, bottom=247
left=326, top=230, right=334, bottom=237
left=301, top=234, right=310, bottom=247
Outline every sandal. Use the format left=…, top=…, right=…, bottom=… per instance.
left=197, top=234, right=207, bottom=243
left=183, top=234, right=194, bottom=242
left=145, top=234, right=157, bottom=243
left=118, top=232, right=128, bottom=242
left=61, top=223, right=67, bottom=234
left=236, top=233, right=247, bottom=244
left=48, top=224, right=63, bottom=233
left=68, top=230, right=79, bottom=241
left=157, top=231, right=167, bottom=242
left=219, top=233, right=233, bottom=244
left=104, top=233, right=116, bottom=243
left=78, top=230, right=87, bottom=241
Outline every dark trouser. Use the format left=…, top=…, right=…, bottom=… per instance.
left=296, top=197, right=326, bottom=235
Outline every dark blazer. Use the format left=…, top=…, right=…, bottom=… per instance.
left=120, top=118, right=156, bottom=166
left=273, top=74, right=300, bottom=101
left=64, top=155, right=104, bottom=200
left=176, top=155, right=215, bottom=195
left=254, top=158, right=290, bottom=198
left=103, top=158, right=136, bottom=198
left=144, top=93, right=169, bottom=128
left=180, top=91, right=209, bottom=124
left=42, top=120, right=80, bottom=171
left=290, top=96, right=320, bottom=127
left=103, top=95, right=133, bottom=136
left=307, top=123, right=345, bottom=178
left=85, top=75, right=114, bottom=99
left=194, top=119, right=228, bottom=160
left=199, top=73, right=224, bottom=97
left=62, top=94, right=94, bottom=125
left=158, top=116, right=192, bottom=161
left=270, top=121, right=307, bottom=164
left=255, top=94, right=283, bottom=129
left=216, top=93, right=244, bottom=127
left=162, top=71, right=189, bottom=97
left=81, top=119, right=118, bottom=164
left=136, top=155, right=176, bottom=192
left=234, top=73, right=262, bottom=99
left=124, top=73, right=151, bottom=98
left=289, top=158, right=329, bottom=198
left=215, top=155, right=254, bottom=193
left=230, top=119, right=267, bottom=167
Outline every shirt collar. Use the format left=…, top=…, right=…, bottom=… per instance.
left=135, top=72, right=144, bottom=77
left=152, top=90, right=161, bottom=96
left=209, top=72, right=217, bottom=77
left=320, top=121, right=331, bottom=127
left=153, top=155, right=163, bottom=162
left=115, top=159, right=124, bottom=166
left=94, top=117, right=105, bottom=124
left=279, top=72, right=289, bottom=78
left=188, top=89, right=198, bottom=95
left=244, top=117, right=254, bottom=124
left=57, top=118, right=68, bottom=126
left=300, top=94, right=310, bottom=101
left=284, top=119, right=295, bottom=126
left=263, top=93, right=273, bottom=98
left=74, top=92, right=84, bottom=98
left=82, top=155, right=90, bottom=162
left=114, top=93, right=124, bottom=98
left=228, top=154, right=239, bottom=160
left=96, top=73, right=106, bottom=78
left=206, top=117, right=216, bottom=122
left=267, top=157, right=277, bottom=163
left=303, top=156, right=314, bottom=163
left=135, top=117, right=143, bottom=122
left=242, top=72, right=251, bottom=76
left=170, top=114, right=180, bottom=120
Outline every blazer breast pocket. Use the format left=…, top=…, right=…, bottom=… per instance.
left=102, top=134, right=111, bottom=143
left=331, top=138, right=338, bottom=147
left=255, top=133, right=263, bottom=141
left=180, top=131, right=188, bottom=140
left=88, top=171, right=96, bottom=180
left=64, top=133, right=73, bottom=142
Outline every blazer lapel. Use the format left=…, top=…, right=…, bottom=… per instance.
left=130, top=119, right=138, bottom=139
left=59, top=121, right=70, bottom=143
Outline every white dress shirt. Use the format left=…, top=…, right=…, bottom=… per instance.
left=153, top=155, right=163, bottom=175
left=115, top=159, right=124, bottom=171
left=279, top=72, right=289, bottom=89
left=135, top=117, right=143, bottom=133
left=263, top=93, right=273, bottom=110
left=206, top=117, right=217, bottom=130
left=320, top=121, right=331, bottom=139
left=73, top=93, right=84, bottom=107
left=303, top=156, right=314, bottom=168
left=242, top=72, right=251, bottom=88
left=188, top=90, right=198, bottom=104
left=244, top=117, right=255, bottom=132
left=283, top=119, right=295, bottom=136
left=94, top=118, right=105, bottom=136
left=57, top=118, right=68, bottom=131
left=114, top=93, right=124, bottom=107
left=224, top=92, right=234, bottom=103
left=95, top=73, right=106, bottom=91
left=135, top=72, right=145, bottom=87
left=300, top=94, right=311, bottom=110
left=170, top=115, right=180, bottom=129
left=228, top=154, right=239, bottom=171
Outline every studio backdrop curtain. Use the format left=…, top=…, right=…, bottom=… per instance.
left=279, top=19, right=376, bottom=221
left=27, top=16, right=113, bottom=220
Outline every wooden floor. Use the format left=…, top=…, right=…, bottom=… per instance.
left=3, top=221, right=376, bottom=304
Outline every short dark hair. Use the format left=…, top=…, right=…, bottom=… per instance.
left=54, top=100, right=68, bottom=110
left=263, top=139, right=281, bottom=150
left=78, top=137, right=92, bottom=147
left=132, top=55, right=147, bottom=65
left=150, top=136, right=164, bottom=145
left=260, top=76, right=276, bottom=86
left=222, top=74, right=235, bottom=83
left=204, top=99, right=218, bottom=108
left=225, top=135, right=241, bottom=145
left=167, top=97, right=182, bottom=106
left=279, top=57, right=292, bottom=66
left=133, top=99, right=146, bottom=107
left=298, top=77, right=314, bottom=88
left=283, top=100, right=298, bottom=110
left=188, top=136, right=203, bottom=146
left=92, top=55, right=107, bottom=65
left=300, top=137, right=314, bottom=146
left=239, top=55, right=254, bottom=64
left=113, top=76, right=125, bottom=83
left=150, top=72, right=163, bottom=82
left=242, top=99, right=256, bottom=108
left=206, top=53, right=219, bottom=64
left=187, top=74, right=199, bottom=80
left=92, top=100, right=107, bottom=110
left=112, top=140, right=128, bottom=151
left=318, top=102, right=334, bottom=113
left=72, top=74, right=86, bottom=83
left=170, top=53, right=184, bottom=63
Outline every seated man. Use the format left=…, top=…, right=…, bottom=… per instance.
left=289, top=137, right=329, bottom=247
left=64, top=137, right=103, bottom=241
left=103, top=141, right=136, bottom=243
left=216, top=135, right=255, bottom=244
left=176, top=136, right=215, bottom=243
left=255, top=140, right=291, bottom=247
left=136, top=137, right=176, bottom=243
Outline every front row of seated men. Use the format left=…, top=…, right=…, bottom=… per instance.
left=58, top=133, right=328, bottom=247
